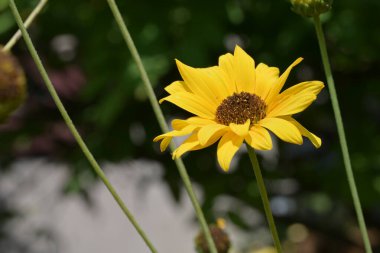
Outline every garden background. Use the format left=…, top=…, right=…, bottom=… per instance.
left=0, top=0, right=379, bottom=252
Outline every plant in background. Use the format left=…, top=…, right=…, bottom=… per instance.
left=7, top=1, right=219, bottom=253
left=290, top=0, right=373, bottom=252
left=290, top=0, right=332, bottom=17
left=155, top=45, right=324, bottom=252
left=0, top=46, right=26, bottom=122
left=195, top=219, right=231, bottom=253
left=106, top=0, right=219, bottom=251
left=8, top=1, right=159, bottom=253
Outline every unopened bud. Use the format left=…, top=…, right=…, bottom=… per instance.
left=0, top=46, right=27, bottom=122
left=290, top=0, right=332, bottom=17
left=195, top=219, right=231, bottom=253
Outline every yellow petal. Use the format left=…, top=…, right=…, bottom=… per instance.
left=282, top=116, right=322, bottom=148
left=201, top=130, right=225, bottom=148
left=186, top=117, right=216, bottom=125
left=191, top=133, right=224, bottom=151
left=172, top=133, right=200, bottom=159
left=154, top=134, right=172, bottom=152
left=171, top=119, right=190, bottom=131
left=218, top=53, right=236, bottom=92
left=229, top=119, right=250, bottom=137
left=153, top=134, right=167, bottom=142
left=277, top=81, right=324, bottom=99
left=153, top=125, right=198, bottom=142
left=233, top=46, right=255, bottom=93
left=268, top=81, right=324, bottom=112
left=254, top=63, right=279, bottom=100
left=153, top=132, right=182, bottom=146
left=264, top=57, right=303, bottom=104
left=160, top=92, right=216, bottom=119
left=259, top=117, right=303, bottom=145
left=198, top=124, right=228, bottom=146
left=201, top=66, right=232, bottom=102
left=164, top=81, right=190, bottom=94
left=266, top=94, right=317, bottom=118
left=175, top=60, right=228, bottom=105
left=183, top=128, right=225, bottom=153
left=171, top=117, right=215, bottom=131
left=217, top=132, right=244, bottom=171
left=159, top=136, right=172, bottom=152
left=158, top=97, right=166, bottom=104
left=245, top=125, right=273, bottom=150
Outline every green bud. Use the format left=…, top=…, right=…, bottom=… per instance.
left=195, top=220, right=231, bottom=253
left=0, top=46, right=27, bottom=122
left=290, top=0, right=333, bottom=17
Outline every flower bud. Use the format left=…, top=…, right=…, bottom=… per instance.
left=0, top=46, right=27, bottom=122
left=290, top=0, right=332, bottom=17
left=195, top=219, right=231, bottom=253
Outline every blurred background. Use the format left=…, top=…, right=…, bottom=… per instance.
left=1, top=0, right=380, bottom=252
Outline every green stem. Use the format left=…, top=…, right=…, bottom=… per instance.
left=313, top=15, right=372, bottom=253
left=246, top=144, right=282, bottom=253
left=105, top=1, right=218, bottom=253
left=9, top=1, right=158, bottom=253
left=4, top=0, right=48, bottom=52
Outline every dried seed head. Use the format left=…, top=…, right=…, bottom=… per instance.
left=0, top=46, right=27, bottom=121
left=195, top=222, right=231, bottom=253
left=216, top=92, right=267, bottom=126
left=290, top=0, right=333, bottom=17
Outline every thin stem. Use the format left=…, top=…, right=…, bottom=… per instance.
left=313, top=15, right=372, bottom=253
left=105, top=1, right=218, bottom=253
left=4, top=0, right=48, bottom=52
left=9, top=1, right=158, bottom=253
left=246, top=144, right=282, bottom=253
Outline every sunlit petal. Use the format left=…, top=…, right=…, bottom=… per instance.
left=217, top=132, right=244, bottom=171
left=267, top=81, right=324, bottom=113
left=229, top=119, right=250, bottom=137
left=171, top=117, right=216, bottom=131
left=265, top=57, right=303, bottom=104
left=159, top=136, right=172, bottom=152
left=267, top=94, right=317, bottom=118
left=259, top=117, right=303, bottom=145
left=153, top=124, right=200, bottom=151
left=172, top=133, right=200, bottom=159
left=254, top=63, right=280, bottom=100
left=176, top=60, right=230, bottom=105
left=164, top=80, right=190, bottom=94
left=233, top=46, right=256, bottom=93
left=245, top=125, right=272, bottom=150
left=198, top=123, right=228, bottom=146
left=282, top=116, right=322, bottom=148
left=161, top=92, right=216, bottom=119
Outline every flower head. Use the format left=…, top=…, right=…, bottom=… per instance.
left=290, top=0, right=332, bottom=17
left=0, top=46, right=27, bottom=122
left=194, top=219, right=230, bottom=253
left=154, top=46, right=324, bottom=171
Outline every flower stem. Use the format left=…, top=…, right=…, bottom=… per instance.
left=4, top=0, right=48, bottom=52
left=246, top=144, right=282, bottom=253
left=313, top=15, right=372, bottom=253
left=9, top=1, right=158, bottom=253
left=105, top=1, right=218, bottom=253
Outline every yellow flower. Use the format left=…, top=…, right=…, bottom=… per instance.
left=154, top=45, right=324, bottom=171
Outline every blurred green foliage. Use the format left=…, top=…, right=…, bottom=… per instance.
left=0, top=0, right=380, bottom=251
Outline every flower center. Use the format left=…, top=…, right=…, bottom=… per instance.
left=215, top=92, right=267, bottom=126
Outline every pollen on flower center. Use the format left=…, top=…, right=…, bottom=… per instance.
left=215, top=92, right=267, bottom=126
